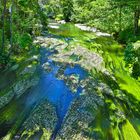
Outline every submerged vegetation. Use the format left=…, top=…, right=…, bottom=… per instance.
left=0, top=0, right=140, bottom=140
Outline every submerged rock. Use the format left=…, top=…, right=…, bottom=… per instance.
left=20, top=99, right=57, bottom=139
left=56, top=68, right=81, bottom=93
left=54, top=76, right=104, bottom=139
left=13, top=76, right=39, bottom=98
left=50, top=45, right=104, bottom=71
left=56, top=89, right=104, bottom=140
left=0, top=90, right=14, bottom=109
left=0, top=63, right=39, bottom=109
left=42, top=62, right=52, bottom=73
left=34, top=36, right=64, bottom=48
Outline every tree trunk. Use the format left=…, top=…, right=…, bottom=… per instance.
left=134, top=5, right=140, bottom=35
left=1, top=0, right=7, bottom=53
left=119, top=5, right=122, bottom=32
left=10, top=0, right=13, bottom=50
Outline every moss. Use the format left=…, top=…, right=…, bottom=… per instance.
left=41, top=128, right=51, bottom=140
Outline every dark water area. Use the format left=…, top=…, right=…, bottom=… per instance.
left=0, top=70, right=16, bottom=92
left=0, top=46, right=87, bottom=140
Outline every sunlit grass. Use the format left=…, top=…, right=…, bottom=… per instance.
left=48, top=23, right=96, bottom=42
left=122, top=120, right=140, bottom=140
left=115, top=70, right=140, bottom=101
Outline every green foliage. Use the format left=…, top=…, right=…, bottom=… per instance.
left=0, top=0, right=140, bottom=138
left=124, top=41, right=140, bottom=79
left=0, top=0, right=48, bottom=70
left=118, top=28, right=140, bottom=43
left=122, top=120, right=140, bottom=140
left=0, top=53, right=10, bottom=69
left=12, top=32, right=32, bottom=53
left=0, top=29, right=2, bottom=46
left=70, top=0, right=136, bottom=33
left=49, top=23, right=86, bottom=38
left=132, top=62, right=140, bottom=79
left=17, top=33, right=32, bottom=49
left=55, top=14, right=63, bottom=21
left=0, top=52, right=16, bottom=70
left=61, top=0, right=74, bottom=22
left=45, top=0, right=62, bottom=19
left=124, top=43, right=135, bottom=66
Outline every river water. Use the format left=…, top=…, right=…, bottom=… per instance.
left=0, top=44, right=87, bottom=140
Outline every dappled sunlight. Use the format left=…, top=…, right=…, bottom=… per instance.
left=115, top=70, right=140, bottom=101
left=0, top=0, right=140, bottom=138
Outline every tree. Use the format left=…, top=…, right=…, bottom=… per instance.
left=0, top=0, right=48, bottom=70
left=9, top=0, right=14, bottom=51
left=1, top=0, right=7, bottom=53
left=112, top=0, right=140, bottom=34
left=61, top=0, right=73, bottom=22
left=134, top=5, right=140, bottom=35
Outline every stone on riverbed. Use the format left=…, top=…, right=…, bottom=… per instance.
left=19, top=99, right=57, bottom=139
left=34, top=36, right=64, bottom=48
left=0, top=63, right=39, bottom=109
left=50, top=45, right=104, bottom=71
left=56, top=86, right=104, bottom=140
left=75, top=24, right=111, bottom=37
left=34, top=35, right=104, bottom=71
left=63, top=74, right=80, bottom=93
left=0, top=90, right=14, bottom=109
left=20, top=64, right=37, bottom=75
left=42, top=62, right=52, bottom=73
left=0, top=76, right=39, bottom=109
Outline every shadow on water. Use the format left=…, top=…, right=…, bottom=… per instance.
left=0, top=46, right=88, bottom=140
left=0, top=70, right=16, bottom=93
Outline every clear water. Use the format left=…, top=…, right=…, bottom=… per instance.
left=38, top=47, right=87, bottom=139
left=0, top=46, right=87, bottom=139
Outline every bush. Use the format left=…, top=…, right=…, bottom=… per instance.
left=13, top=33, right=32, bottom=52
left=124, top=43, right=135, bottom=67
left=18, top=33, right=32, bottom=49
left=55, top=14, right=63, bottom=21
left=118, top=28, right=140, bottom=44
left=0, top=53, right=10, bottom=70
left=124, top=41, right=140, bottom=79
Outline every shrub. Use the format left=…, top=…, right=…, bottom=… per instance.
left=118, top=28, right=140, bottom=44
left=13, top=33, right=32, bottom=52
left=0, top=53, right=10, bottom=70
left=124, top=41, right=140, bottom=79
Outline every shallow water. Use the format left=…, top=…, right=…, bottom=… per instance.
left=39, top=47, right=86, bottom=139
left=0, top=45, right=87, bottom=139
